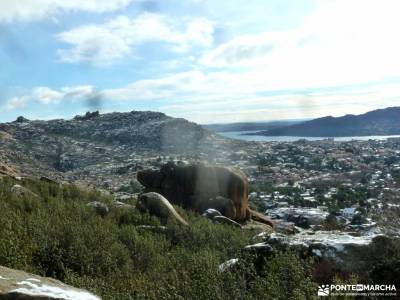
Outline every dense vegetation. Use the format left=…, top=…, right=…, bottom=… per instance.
left=0, top=176, right=318, bottom=299
left=1, top=176, right=399, bottom=299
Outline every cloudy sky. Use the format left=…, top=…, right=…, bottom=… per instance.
left=0, top=0, right=399, bottom=123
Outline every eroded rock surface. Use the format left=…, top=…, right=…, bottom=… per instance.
left=138, top=162, right=249, bottom=222
left=0, top=265, right=101, bottom=300
left=246, top=230, right=383, bottom=270
left=137, top=192, right=189, bottom=226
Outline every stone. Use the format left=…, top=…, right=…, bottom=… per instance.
left=0, top=163, right=17, bottom=178
left=39, top=176, right=59, bottom=185
left=15, top=116, right=29, bottom=123
left=246, top=231, right=384, bottom=270
left=242, top=221, right=274, bottom=234
left=0, top=265, right=101, bottom=300
left=196, top=196, right=236, bottom=220
left=247, top=208, right=274, bottom=228
left=137, top=192, right=189, bottom=226
left=137, top=162, right=250, bottom=222
left=218, top=258, right=239, bottom=272
left=11, top=185, right=39, bottom=199
left=245, top=242, right=273, bottom=254
left=202, top=208, right=222, bottom=219
left=86, top=201, right=109, bottom=217
left=110, top=201, right=135, bottom=210
left=213, top=216, right=242, bottom=228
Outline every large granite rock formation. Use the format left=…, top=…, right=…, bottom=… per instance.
left=0, top=265, right=100, bottom=300
left=138, top=162, right=250, bottom=222
left=138, top=162, right=274, bottom=227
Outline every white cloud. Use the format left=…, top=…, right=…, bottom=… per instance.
left=56, top=14, right=214, bottom=65
left=4, top=77, right=400, bottom=123
left=101, top=67, right=400, bottom=123
left=0, top=0, right=134, bottom=22
left=201, top=0, right=400, bottom=89
left=1, top=85, right=98, bottom=112
left=31, top=85, right=99, bottom=104
left=33, top=87, right=64, bottom=104
left=3, top=0, right=400, bottom=123
left=158, top=87, right=400, bottom=123
left=1, top=96, right=29, bottom=112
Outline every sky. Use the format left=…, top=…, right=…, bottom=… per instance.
left=0, top=0, right=399, bottom=124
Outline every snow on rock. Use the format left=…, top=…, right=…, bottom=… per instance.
left=218, top=258, right=239, bottom=272
left=246, top=230, right=382, bottom=265
left=0, top=265, right=101, bottom=300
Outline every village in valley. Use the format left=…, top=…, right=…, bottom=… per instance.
left=79, top=135, right=400, bottom=239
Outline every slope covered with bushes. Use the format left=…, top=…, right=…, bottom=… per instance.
left=0, top=176, right=319, bottom=299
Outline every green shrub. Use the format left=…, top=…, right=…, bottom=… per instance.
left=0, top=176, right=327, bottom=299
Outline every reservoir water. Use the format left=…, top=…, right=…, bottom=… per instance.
left=219, top=131, right=400, bottom=142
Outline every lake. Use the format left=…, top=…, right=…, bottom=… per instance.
left=219, top=131, right=400, bottom=142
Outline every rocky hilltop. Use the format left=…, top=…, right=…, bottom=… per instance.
left=2, top=110, right=219, bottom=152
left=0, top=110, right=241, bottom=189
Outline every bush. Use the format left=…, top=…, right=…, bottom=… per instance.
left=0, top=176, right=325, bottom=299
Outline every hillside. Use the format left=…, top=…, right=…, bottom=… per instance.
left=1, top=111, right=219, bottom=153
left=0, top=111, right=240, bottom=188
left=0, top=175, right=317, bottom=300
left=250, top=107, right=400, bottom=137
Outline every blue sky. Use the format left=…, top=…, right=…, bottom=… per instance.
left=0, top=0, right=399, bottom=123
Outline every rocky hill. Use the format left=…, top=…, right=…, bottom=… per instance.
left=2, top=110, right=218, bottom=152
left=0, top=110, right=240, bottom=189
left=251, top=106, right=400, bottom=137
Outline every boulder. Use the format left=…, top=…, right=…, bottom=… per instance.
left=195, top=196, right=236, bottom=220
left=15, top=116, right=29, bottom=123
left=0, top=163, right=17, bottom=178
left=213, top=216, right=242, bottom=228
left=0, top=265, right=101, bottom=300
left=218, top=258, right=239, bottom=272
left=247, top=208, right=274, bottom=228
left=246, top=231, right=384, bottom=271
left=202, top=208, right=222, bottom=220
left=39, top=176, right=59, bottom=185
left=137, top=192, right=189, bottom=226
left=86, top=201, right=109, bottom=217
left=110, top=201, right=135, bottom=210
left=137, top=162, right=250, bottom=222
left=242, top=221, right=274, bottom=234
left=245, top=242, right=273, bottom=254
left=11, top=185, right=39, bottom=200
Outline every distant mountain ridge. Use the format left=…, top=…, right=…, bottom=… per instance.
left=203, top=120, right=303, bottom=132
left=250, top=107, right=400, bottom=137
